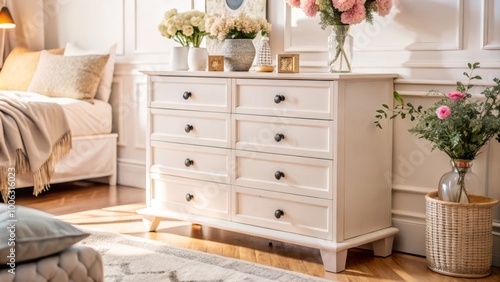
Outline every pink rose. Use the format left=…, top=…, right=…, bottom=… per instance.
left=300, top=0, right=319, bottom=17
left=285, top=0, right=301, bottom=8
left=447, top=91, right=466, bottom=101
left=436, top=106, right=452, bottom=120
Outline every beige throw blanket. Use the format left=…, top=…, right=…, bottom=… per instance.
left=0, top=91, right=71, bottom=201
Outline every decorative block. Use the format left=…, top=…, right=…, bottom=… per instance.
left=277, top=54, right=299, bottom=73
left=208, top=56, right=224, bottom=72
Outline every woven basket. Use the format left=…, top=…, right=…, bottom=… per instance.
left=425, top=191, right=498, bottom=278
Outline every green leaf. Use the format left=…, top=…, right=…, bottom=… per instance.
left=394, top=91, right=404, bottom=105
left=376, top=109, right=385, bottom=113
left=382, top=104, right=389, bottom=109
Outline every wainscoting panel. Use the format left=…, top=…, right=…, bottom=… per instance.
left=134, top=0, right=193, bottom=54
left=43, top=0, right=125, bottom=54
left=109, top=77, right=125, bottom=147
left=482, top=0, right=500, bottom=49
left=133, top=81, right=148, bottom=150
left=284, top=0, right=463, bottom=53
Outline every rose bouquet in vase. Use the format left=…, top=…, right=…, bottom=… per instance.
left=375, top=63, right=500, bottom=203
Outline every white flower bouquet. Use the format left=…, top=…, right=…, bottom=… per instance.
left=158, top=9, right=207, bottom=47
left=205, top=12, right=271, bottom=41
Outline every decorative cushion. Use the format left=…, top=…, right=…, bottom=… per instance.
left=0, top=47, right=64, bottom=91
left=0, top=204, right=89, bottom=264
left=64, top=42, right=117, bottom=102
left=0, top=245, right=103, bottom=282
left=27, top=51, right=109, bottom=103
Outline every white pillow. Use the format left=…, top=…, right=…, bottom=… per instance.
left=64, top=42, right=117, bottom=102
left=28, top=51, right=109, bottom=102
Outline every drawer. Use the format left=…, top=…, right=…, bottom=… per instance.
left=150, top=141, right=231, bottom=184
left=232, top=187, right=332, bottom=240
left=150, top=109, right=230, bottom=148
left=150, top=76, right=230, bottom=112
left=150, top=173, right=230, bottom=220
left=234, top=114, right=333, bottom=159
left=233, top=150, right=333, bottom=199
left=234, top=79, right=333, bottom=119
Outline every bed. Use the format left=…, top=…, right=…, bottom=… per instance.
left=0, top=43, right=118, bottom=199
left=14, top=95, right=117, bottom=188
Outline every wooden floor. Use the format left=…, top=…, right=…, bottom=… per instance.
left=11, top=181, right=500, bottom=282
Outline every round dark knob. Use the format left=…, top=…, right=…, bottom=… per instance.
left=274, top=209, right=284, bottom=219
left=274, top=133, right=285, bottom=142
left=274, top=171, right=285, bottom=180
left=183, top=91, right=192, bottom=100
left=274, top=95, right=285, bottom=104
left=185, top=193, right=194, bottom=202
left=185, top=124, right=193, bottom=133
left=184, top=158, right=194, bottom=167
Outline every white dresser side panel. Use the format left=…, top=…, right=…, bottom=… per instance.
left=342, top=80, right=394, bottom=240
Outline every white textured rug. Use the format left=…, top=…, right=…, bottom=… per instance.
left=79, top=230, right=332, bottom=282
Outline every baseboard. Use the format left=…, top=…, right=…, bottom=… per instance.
left=393, top=219, right=500, bottom=268
left=117, top=159, right=146, bottom=189
left=392, top=219, right=426, bottom=256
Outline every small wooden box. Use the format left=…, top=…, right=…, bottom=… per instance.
left=208, top=56, right=224, bottom=72
left=276, top=54, right=299, bottom=73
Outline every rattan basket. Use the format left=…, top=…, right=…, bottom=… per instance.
left=425, top=191, right=498, bottom=278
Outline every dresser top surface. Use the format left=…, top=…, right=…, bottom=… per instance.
left=142, top=70, right=397, bottom=81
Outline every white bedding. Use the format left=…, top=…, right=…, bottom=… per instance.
left=50, top=97, right=112, bottom=136
left=1, top=91, right=112, bottom=136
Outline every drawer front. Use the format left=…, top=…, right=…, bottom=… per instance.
left=233, top=150, right=333, bottom=199
left=150, top=109, right=230, bottom=148
left=150, top=141, right=231, bottom=184
left=234, top=79, right=333, bottom=119
left=151, top=173, right=230, bottom=220
left=150, top=76, right=230, bottom=112
left=232, top=187, right=332, bottom=240
left=234, top=114, right=333, bottom=159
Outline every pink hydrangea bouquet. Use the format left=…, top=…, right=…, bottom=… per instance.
left=375, top=63, right=500, bottom=161
left=285, top=0, right=393, bottom=72
left=285, top=0, right=393, bottom=27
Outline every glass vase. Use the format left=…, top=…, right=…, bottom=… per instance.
left=438, top=159, right=480, bottom=203
left=328, top=25, right=353, bottom=73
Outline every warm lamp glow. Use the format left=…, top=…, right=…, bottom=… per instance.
left=0, top=6, right=15, bottom=29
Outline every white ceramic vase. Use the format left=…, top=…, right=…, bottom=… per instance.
left=187, top=47, right=208, bottom=71
left=170, top=46, right=189, bottom=71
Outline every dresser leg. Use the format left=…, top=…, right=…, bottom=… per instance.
left=320, top=249, right=347, bottom=273
left=372, top=236, right=394, bottom=257
left=142, top=215, right=161, bottom=232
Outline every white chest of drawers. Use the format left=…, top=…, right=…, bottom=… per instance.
left=138, top=71, right=399, bottom=272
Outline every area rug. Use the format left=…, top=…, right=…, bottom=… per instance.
left=78, top=229, right=332, bottom=282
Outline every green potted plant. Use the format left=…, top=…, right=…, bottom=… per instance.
left=375, top=63, right=500, bottom=277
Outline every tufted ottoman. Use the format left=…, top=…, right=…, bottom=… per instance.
left=0, top=244, right=103, bottom=282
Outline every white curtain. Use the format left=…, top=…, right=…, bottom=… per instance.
left=1, top=0, right=45, bottom=66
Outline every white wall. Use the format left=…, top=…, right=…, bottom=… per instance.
left=38, top=0, right=500, bottom=265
